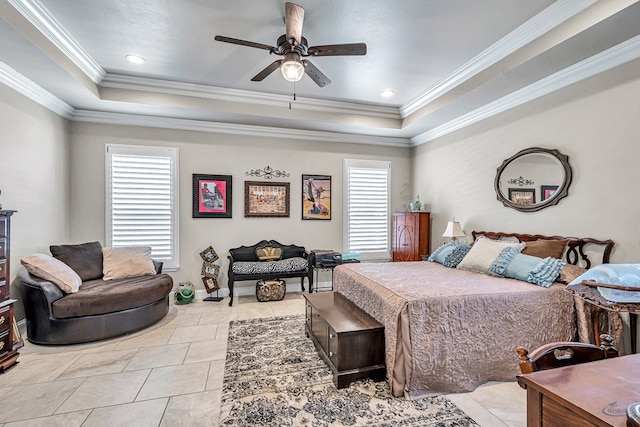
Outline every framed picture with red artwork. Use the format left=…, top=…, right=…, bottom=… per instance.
left=192, top=174, right=232, bottom=218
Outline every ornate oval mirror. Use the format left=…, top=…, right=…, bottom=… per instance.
left=494, top=147, right=572, bottom=212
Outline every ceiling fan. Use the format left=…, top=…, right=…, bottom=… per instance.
left=214, top=2, right=366, bottom=87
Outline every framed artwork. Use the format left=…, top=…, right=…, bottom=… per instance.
left=541, top=185, right=559, bottom=201
left=202, top=276, right=219, bottom=293
left=199, top=245, right=219, bottom=263
left=192, top=174, right=232, bottom=218
left=244, top=181, right=290, bottom=217
left=302, top=174, right=331, bottom=220
left=508, top=188, right=536, bottom=205
left=201, top=262, right=220, bottom=278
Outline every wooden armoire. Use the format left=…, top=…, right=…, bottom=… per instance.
left=392, top=212, right=431, bottom=262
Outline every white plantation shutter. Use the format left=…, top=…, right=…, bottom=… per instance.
left=344, top=159, right=391, bottom=261
left=106, top=145, right=179, bottom=270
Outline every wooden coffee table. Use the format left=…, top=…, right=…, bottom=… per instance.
left=517, top=354, right=640, bottom=426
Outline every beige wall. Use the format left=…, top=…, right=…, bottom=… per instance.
left=0, top=85, right=70, bottom=317
left=69, top=123, right=412, bottom=292
left=413, top=64, right=640, bottom=263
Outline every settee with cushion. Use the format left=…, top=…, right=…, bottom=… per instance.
left=18, top=241, right=173, bottom=345
left=227, top=240, right=312, bottom=306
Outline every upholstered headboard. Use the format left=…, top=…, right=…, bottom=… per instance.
left=471, top=231, right=614, bottom=268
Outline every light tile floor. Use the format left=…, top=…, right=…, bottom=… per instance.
left=0, top=293, right=527, bottom=426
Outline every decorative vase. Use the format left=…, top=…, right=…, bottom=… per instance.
left=409, top=195, right=421, bottom=212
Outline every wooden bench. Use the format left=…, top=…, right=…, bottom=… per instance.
left=303, top=292, right=385, bottom=388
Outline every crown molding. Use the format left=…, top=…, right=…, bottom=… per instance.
left=411, top=34, right=640, bottom=146
left=101, top=74, right=401, bottom=120
left=72, top=110, right=411, bottom=147
left=8, top=0, right=105, bottom=84
left=400, top=0, right=597, bottom=118
left=0, top=62, right=74, bottom=117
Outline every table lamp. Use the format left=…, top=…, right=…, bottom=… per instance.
left=443, top=219, right=465, bottom=245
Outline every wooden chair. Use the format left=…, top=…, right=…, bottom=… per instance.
left=516, top=334, right=618, bottom=375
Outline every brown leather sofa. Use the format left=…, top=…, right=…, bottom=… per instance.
left=18, top=241, right=173, bottom=345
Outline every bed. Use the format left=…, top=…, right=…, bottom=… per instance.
left=333, top=231, right=614, bottom=399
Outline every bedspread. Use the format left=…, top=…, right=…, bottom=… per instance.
left=334, top=262, right=576, bottom=399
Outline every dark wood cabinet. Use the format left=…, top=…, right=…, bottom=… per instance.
left=304, top=292, right=385, bottom=389
left=392, top=212, right=430, bottom=261
left=0, top=210, right=19, bottom=373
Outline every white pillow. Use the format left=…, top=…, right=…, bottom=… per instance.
left=102, top=246, right=156, bottom=280
left=21, top=253, right=82, bottom=293
left=457, top=237, right=526, bottom=276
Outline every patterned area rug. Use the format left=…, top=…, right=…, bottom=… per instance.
left=220, top=315, right=479, bottom=426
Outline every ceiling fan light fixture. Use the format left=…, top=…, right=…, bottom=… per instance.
left=280, top=52, right=304, bottom=82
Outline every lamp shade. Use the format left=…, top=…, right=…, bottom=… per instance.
left=442, top=220, right=465, bottom=238
left=280, top=53, right=305, bottom=82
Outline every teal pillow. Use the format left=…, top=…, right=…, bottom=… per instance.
left=443, top=244, right=471, bottom=268
left=427, top=242, right=455, bottom=263
left=427, top=243, right=471, bottom=268
left=489, top=247, right=565, bottom=287
left=505, top=254, right=544, bottom=282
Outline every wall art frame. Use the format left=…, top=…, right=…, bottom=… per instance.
left=508, top=188, right=536, bottom=205
left=541, top=185, right=559, bottom=201
left=302, top=174, right=332, bottom=220
left=192, top=174, right=232, bottom=218
left=244, top=181, right=290, bottom=217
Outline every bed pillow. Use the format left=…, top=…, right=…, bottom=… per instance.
left=489, top=246, right=566, bottom=287
left=556, top=264, right=588, bottom=284
left=456, top=237, right=525, bottom=276
left=427, top=242, right=455, bottom=263
left=21, top=253, right=82, bottom=293
left=427, top=243, right=472, bottom=268
left=102, top=246, right=156, bottom=280
left=522, top=239, right=568, bottom=259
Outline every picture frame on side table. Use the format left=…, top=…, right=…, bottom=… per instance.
left=302, top=174, right=331, bottom=220
left=244, top=181, right=290, bottom=218
left=192, top=174, right=232, bottom=218
left=508, top=188, right=536, bottom=205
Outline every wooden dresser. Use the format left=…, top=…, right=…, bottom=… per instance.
left=392, top=212, right=430, bottom=261
left=0, top=210, right=20, bottom=372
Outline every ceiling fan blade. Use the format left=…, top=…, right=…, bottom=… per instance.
left=251, top=60, right=283, bottom=81
left=307, top=43, right=367, bottom=57
left=285, top=2, right=304, bottom=46
left=302, top=60, right=331, bottom=87
left=215, top=35, right=276, bottom=53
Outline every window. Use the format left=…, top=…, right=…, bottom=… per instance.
left=343, top=159, right=391, bottom=261
left=106, top=145, right=179, bottom=270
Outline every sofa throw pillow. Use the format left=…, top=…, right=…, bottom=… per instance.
left=50, top=241, right=104, bottom=282
left=21, top=253, right=82, bottom=293
left=256, top=246, right=283, bottom=261
left=522, top=239, right=569, bottom=260
left=102, top=246, right=156, bottom=281
left=456, top=236, right=526, bottom=276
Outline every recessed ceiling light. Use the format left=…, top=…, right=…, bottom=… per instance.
left=380, top=89, right=395, bottom=98
left=126, top=54, right=146, bottom=65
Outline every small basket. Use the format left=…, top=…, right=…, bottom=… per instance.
left=256, top=280, right=286, bottom=302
